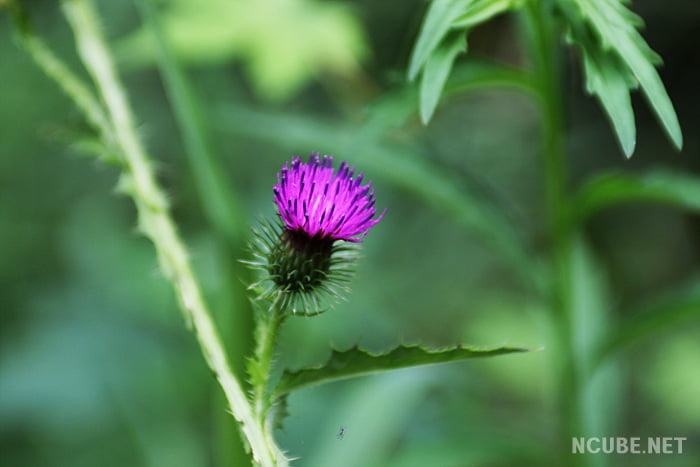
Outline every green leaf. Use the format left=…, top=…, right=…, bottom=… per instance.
left=613, top=30, right=682, bottom=152
left=273, top=344, right=530, bottom=397
left=408, top=0, right=467, bottom=81
left=452, top=0, right=518, bottom=28
left=420, top=31, right=466, bottom=123
left=409, top=0, right=521, bottom=123
left=566, top=0, right=683, bottom=152
left=591, top=276, right=700, bottom=373
left=574, top=169, right=700, bottom=223
left=585, top=51, right=636, bottom=157
left=566, top=23, right=636, bottom=157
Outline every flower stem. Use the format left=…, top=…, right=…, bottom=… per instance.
left=522, top=0, right=578, bottom=462
left=247, top=295, right=288, bottom=466
left=56, top=0, right=285, bottom=464
left=250, top=296, right=288, bottom=418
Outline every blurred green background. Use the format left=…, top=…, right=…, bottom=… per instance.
left=1, top=0, right=699, bottom=466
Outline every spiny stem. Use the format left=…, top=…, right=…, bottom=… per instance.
left=249, top=294, right=289, bottom=467
left=250, top=295, right=287, bottom=418
left=56, top=0, right=285, bottom=464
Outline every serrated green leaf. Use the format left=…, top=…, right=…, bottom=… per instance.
left=567, top=0, right=683, bottom=151
left=408, top=0, right=468, bottom=81
left=273, top=344, right=530, bottom=397
left=574, top=169, right=700, bottom=223
left=420, top=31, right=466, bottom=123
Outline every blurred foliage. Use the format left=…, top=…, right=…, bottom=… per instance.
left=118, top=0, right=368, bottom=100
left=2, top=0, right=700, bottom=466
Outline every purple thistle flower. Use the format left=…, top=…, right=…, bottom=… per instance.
left=273, top=153, right=385, bottom=242
left=245, top=152, right=384, bottom=315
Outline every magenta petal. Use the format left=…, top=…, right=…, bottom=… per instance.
left=273, top=153, right=385, bottom=241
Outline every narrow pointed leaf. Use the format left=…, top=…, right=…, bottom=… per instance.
left=568, top=0, right=683, bottom=151
left=408, top=0, right=468, bottom=81
left=420, top=31, right=466, bottom=123
left=567, top=22, right=636, bottom=157
left=410, top=0, right=522, bottom=123
left=273, top=344, right=531, bottom=397
left=587, top=53, right=636, bottom=157
left=616, top=36, right=682, bottom=150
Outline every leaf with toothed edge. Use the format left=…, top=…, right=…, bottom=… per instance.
left=273, top=344, right=532, bottom=398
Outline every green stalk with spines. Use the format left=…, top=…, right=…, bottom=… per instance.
left=249, top=295, right=288, bottom=420
left=13, top=0, right=288, bottom=464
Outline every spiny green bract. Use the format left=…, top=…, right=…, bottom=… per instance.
left=243, top=220, right=358, bottom=316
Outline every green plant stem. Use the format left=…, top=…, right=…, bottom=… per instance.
left=523, top=0, right=578, bottom=462
left=58, top=0, right=284, bottom=464
left=250, top=296, right=287, bottom=418
left=248, top=295, right=288, bottom=467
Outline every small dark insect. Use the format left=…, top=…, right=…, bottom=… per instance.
left=336, top=426, right=346, bottom=440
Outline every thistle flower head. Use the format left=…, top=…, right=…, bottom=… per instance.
left=246, top=153, right=385, bottom=315
left=274, top=153, right=384, bottom=242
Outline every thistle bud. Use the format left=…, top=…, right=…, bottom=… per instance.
left=247, top=153, right=385, bottom=315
